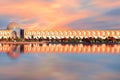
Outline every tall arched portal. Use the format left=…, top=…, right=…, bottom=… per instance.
left=7, top=22, right=24, bottom=39
left=12, top=31, right=17, bottom=38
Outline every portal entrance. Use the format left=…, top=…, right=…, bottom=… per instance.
left=7, top=22, right=24, bottom=39
left=12, top=31, right=17, bottom=38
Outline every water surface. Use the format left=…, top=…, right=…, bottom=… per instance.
left=0, top=44, right=120, bottom=80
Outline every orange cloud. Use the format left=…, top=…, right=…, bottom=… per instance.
left=92, top=0, right=120, bottom=8
left=0, top=0, right=96, bottom=30
left=0, top=0, right=120, bottom=30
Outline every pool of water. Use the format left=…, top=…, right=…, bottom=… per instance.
left=0, top=44, right=120, bottom=80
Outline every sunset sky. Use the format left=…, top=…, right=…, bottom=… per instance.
left=0, top=0, right=120, bottom=30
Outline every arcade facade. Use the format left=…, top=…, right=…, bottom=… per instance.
left=24, top=30, right=120, bottom=39
left=0, top=22, right=120, bottom=39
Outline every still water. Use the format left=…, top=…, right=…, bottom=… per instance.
left=0, top=43, right=120, bottom=80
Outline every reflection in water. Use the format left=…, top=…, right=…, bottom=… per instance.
left=6, top=45, right=23, bottom=59
left=0, top=43, right=120, bottom=59
left=24, top=44, right=120, bottom=53
left=0, top=44, right=120, bottom=80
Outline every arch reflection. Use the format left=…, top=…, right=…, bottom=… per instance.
left=0, top=44, right=120, bottom=59
left=24, top=44, right=120, bottom=53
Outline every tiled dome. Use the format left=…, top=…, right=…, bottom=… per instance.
left=7, top=22, right=20, bottom=30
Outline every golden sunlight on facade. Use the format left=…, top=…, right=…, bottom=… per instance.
left=24, top=30, right=120, bottom=39
left=0, top=22, right=120, bottom=39
left=0, top=30, right=12, bottom=39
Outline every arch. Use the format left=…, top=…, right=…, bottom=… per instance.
left=12, top=31, right=17, bottom=38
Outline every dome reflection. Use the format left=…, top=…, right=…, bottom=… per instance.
left=6, top=45, right=23, bottom=59
left=7, top=51, right=20, bottom=59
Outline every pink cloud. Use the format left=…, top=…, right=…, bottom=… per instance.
left=0, top=0, right=120, bottom=30
left=92, top=0, right=120, bottom=8
left=0, top=0, right=96, bottom=30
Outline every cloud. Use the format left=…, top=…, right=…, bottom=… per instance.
left=0, top=0, right=120, bottom=30
left=105, top=8, right=120, bottom=16
left=0, top=16, right=10, bottom=28
left=91, top=0, right=120, bottom=9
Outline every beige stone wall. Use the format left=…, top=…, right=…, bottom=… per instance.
left=0, top=30, right=119, bottom=39
left=0, top=30, right=12, bottom=39
left=24, top=30, right=120, bottom=39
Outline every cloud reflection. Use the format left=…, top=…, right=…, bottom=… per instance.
left=0, top=44, right=120, bottom=80
left=0, top=51, right=120, bottom=80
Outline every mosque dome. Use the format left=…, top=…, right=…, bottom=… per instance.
left=7, top=22, right=21, bottom=30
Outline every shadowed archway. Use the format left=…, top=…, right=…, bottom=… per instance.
left=12, top=31, right=17, bottom=39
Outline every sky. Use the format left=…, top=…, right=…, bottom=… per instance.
left=0, top=0, right=120, bottom=30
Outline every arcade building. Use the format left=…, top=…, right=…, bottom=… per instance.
left=0, top=22, right=120, bottom=39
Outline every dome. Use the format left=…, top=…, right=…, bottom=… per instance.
left=7, top=22, right=21, bottom=30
